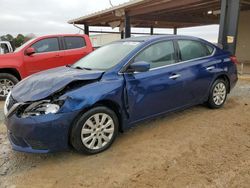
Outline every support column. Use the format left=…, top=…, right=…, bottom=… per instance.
left=125, top=14, right=131, bottom=38
left=150, top=26, right=154, bottom=35
left=173, top=27, right=177, bottom=35
left=84, top=24, right=89, bottom=35
left=218, top=0, right=240, bottom=54
left=121, top=31, right=124, bottom=39
left=218, top=0, right=227, bottom=46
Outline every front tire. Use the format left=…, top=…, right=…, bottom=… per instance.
left=70, top=106, right=119, bottom=154
left=207, top=79, right=228, bottom=109
left=0, top=73, right=19, bottom=100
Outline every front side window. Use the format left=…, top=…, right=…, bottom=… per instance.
left=134, top=41, right=176, bottom=69
left=64, top=36, right=86, bottom=50
left=177, top=40, right=210, bottom=61
left=31, top=38, right=59, bottom=53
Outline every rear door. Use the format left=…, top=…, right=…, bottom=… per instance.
left=175, top=39, right=217, bottom=103
left=24, top=37, right=64, bottom=75
left=62, top=36, right=89, bottom=64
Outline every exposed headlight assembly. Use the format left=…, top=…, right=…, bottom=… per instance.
left=21, top=100, right=63, bottom=118
left=4, top=92, right=12, bottom=116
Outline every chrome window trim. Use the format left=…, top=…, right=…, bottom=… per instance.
left=118, top=39, right=216, bottom=75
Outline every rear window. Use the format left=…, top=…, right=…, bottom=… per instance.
left=64, top=36, right=86, bottom=50
left=178, top=40, right=211, bottom=61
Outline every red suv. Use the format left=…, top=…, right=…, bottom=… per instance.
left=0, top=34, right=93, bottom=99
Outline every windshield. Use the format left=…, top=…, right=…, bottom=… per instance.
left=72, top=41, right=141, bottom=70
left=14, top=38, right=37, bottom=52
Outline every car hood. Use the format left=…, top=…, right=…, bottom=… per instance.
left=12, top=66, right=104, bottom=102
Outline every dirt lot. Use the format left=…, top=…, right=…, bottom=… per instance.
left=0, top=79, right=250, bottom=188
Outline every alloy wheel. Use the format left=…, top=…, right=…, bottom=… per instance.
left=81, top=113, right=115, bottom=150
left=0, top=79, right=14, bottom=98
left=212, top=82, right=226, bottom=106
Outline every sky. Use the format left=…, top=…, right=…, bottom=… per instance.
left=0, top=0, right=219, bottom=42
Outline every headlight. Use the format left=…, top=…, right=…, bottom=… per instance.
left=21, top=100, right=62, bottom=118
left=4, top=92, right=11, bottom=116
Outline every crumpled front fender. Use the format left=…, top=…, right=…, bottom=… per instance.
left=59, top=78, right=125, bottom=113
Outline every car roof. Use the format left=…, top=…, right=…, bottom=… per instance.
left=34, top=34, right=87, bottom=40
left=119, top=35, right=206, bottom=43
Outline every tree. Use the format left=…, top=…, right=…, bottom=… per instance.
left=5, top=34, right=14, bottom=41
left=13, top=34, right=25, bottom=47
left=0, top=33, right=35, bottom=48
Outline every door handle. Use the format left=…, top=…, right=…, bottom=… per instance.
left=206, top=66, right=215, bottom=71
left=169, top=74, right=181, bottom=80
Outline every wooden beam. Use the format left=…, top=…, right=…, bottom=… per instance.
left=132, top=15, right=219, bottom=25
left=151, top=0, right=219, bottom=16
left=127, top=0, right=209, bottom=16
left=132, top=20, right=204, bottom=28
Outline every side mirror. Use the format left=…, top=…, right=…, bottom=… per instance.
left=128, top=61, right=150, bottom=73
left=25, top=47, right=36, bottom=56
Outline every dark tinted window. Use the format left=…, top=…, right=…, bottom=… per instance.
left=65, top=37, right=86, bottom=50
left=32, top=38, right=59, bottom=53
left=134, top=41, right=175, bottom=69
left=178, top=40, right=210, bottom=61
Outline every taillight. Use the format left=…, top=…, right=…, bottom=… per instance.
left=230, top=56, right=239, bottom=64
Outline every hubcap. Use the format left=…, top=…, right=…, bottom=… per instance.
left=0, top=79, right=14, bottom=97
left=213, top=82, right=226, bottom=105
left=81, top=113, right=115, bottom=150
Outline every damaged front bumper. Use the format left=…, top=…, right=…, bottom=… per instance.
left=4, top=110, right=81, bottom=153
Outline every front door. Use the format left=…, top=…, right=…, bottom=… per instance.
left=24, top=37, right=64, bottom=75
left=124, top=40, right=193, bottom=123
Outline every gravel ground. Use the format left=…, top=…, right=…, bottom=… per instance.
left=0, top=79, right=250, bottom=188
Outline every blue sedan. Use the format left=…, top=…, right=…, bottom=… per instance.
left=4, top=35, right=238, bottom=154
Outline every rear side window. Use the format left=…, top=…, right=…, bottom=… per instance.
left=177, top=40, right=211, bottom=61
left=206, top=45, right=214, bottom=54
left=32, top=38, right=59, bottom=53
left=64, top=37, right=86, bottom=50
left=134, top=41, right=176, bottom=69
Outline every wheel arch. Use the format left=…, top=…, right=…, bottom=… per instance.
left=68, top=99, right=124, bottom=146
left=94, top=100, right=123, bottom=133
left=0, top=68, right=21, bottom=80
left=214, top=74, right=230, bottom=93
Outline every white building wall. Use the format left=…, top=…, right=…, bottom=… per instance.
left=236, top=10, right=250, bottom=63
left=90, top=34, right=121, bottom=47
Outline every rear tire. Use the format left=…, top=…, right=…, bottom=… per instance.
left=0, top=73, right=19, bottom=100
left=70, top=106, right=119, bottom=155
left=207, top=79, right=228, bottom=109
